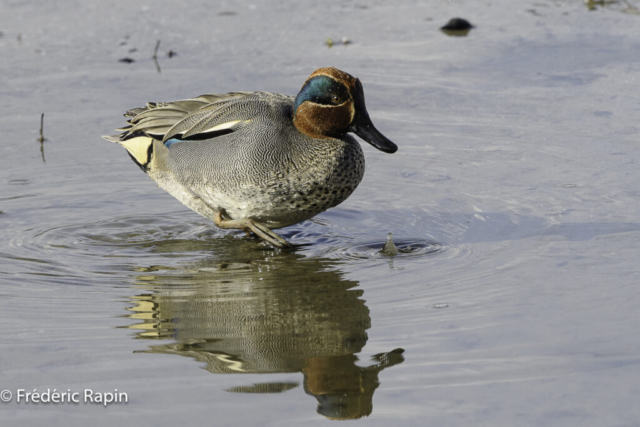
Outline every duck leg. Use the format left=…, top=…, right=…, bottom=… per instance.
left=214, top=212, right=291, bottom=248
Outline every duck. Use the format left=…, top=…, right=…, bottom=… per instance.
left=103, top=67, right=397, bottom=248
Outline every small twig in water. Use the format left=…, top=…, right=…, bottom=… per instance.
left=38, top=113, right=46, bottom=163
left=153, top=39, right=160, bottom=59
left=38, top=113, right=46, bottom=143
left=153, top=40, right=161, bottom=73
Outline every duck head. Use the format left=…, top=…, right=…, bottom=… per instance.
left=292, top=67, right=398, bottom=154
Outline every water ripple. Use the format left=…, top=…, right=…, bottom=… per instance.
left=1, top=202, right=491, bottom=289
left=311, top=238, right=447, bottom=261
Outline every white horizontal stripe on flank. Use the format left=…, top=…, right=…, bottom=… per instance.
left=198, top=120, right=243, bottom=134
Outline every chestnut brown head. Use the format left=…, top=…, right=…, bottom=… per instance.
left=292, top=67, right=397, bottom=154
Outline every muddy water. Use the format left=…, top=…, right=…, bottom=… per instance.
left=1, top=0, right=640, bottom=425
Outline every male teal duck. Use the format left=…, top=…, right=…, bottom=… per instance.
left=103, top=67, right=397, bottom=248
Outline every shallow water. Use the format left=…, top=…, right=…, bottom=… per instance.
left=2, top=0, right=640, bottom=425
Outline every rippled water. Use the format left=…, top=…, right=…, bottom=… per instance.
left=2, top=0, right=640, bottom=425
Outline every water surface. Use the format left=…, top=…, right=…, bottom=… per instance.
left=1, top=0, right=640, bottom=425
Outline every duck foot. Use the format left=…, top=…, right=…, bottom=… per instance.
left=214, top=212, right=291, bottom=249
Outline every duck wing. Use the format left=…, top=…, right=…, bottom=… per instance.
left=113, top=92, right=255, bottom=141
left=103, top=91, right=294, bottom=175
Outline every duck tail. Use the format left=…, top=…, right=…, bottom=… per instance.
left=102, top=132, right=154, bottom=173
left=102, top=134, right=122, bottom=143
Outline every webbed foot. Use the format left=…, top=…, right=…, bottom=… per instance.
left=214, top=212, right=291, bottom=249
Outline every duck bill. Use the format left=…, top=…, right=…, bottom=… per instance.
left=352, top=115, right=398, bottom=153
left=350, top=79, right=398, bottom=154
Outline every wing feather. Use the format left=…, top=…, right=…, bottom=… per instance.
left=105, top=91, right=292, bottom=145
left=110, top=92, right=256, bottom=142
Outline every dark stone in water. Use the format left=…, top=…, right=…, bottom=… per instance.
left=119, top=57, right=135, bottom=63
left=441, top=18, right=473, bottom=31
left=441, top=18, right=474, bottom=37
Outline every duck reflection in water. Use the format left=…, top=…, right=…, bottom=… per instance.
left=125, top=247, right=404, bottom=420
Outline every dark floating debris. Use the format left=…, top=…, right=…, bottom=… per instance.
left=441, top=17, right=474, bottom=37
left=585, top=0, right=640, bottom=14
left=584, top=0, right=612, bottom=11
left=380, top=232, right=399, bottom=256
left=325, top=37, right=351, bottom=48
left=118, top=39, right=175, bottom=72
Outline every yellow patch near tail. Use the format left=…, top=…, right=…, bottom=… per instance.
left=118, top=136, right=154, bottom=166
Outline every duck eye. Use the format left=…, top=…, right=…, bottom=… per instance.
left=332, top=95, right=343, bottom=105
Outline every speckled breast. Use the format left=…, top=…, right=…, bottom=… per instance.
left=233, top=135, right=365, bottom=229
